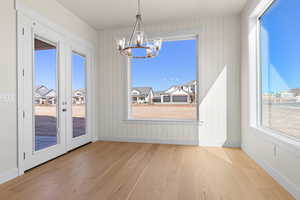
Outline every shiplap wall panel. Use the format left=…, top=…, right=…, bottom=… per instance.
left=97, top=16, right=241, bottom=146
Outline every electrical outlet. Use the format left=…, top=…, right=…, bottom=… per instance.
left=0, top=94, right=16, bottom=103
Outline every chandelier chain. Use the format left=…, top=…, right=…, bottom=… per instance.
left=137, top=0, right=142, bottom=32
left=138, top=0, right=141, bottom=15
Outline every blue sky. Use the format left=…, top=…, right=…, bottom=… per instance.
left=35, top=49, right=57, bottom=90
left=131, top=39, right=196, bottom=91
left=72, top=53, right=86, bottom=90
left=36, top=40, right=196, bottom=92
left=260, top=0, right=300, bottom=93
left=35, top=50, right=85, bottom=90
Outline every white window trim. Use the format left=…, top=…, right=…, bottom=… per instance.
left=123, top=35, right=201, bottom=124
left=248, top=0, right=300, bottom=151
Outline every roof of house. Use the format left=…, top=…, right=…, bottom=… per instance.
left=289, top=88, right=300, bottom=95
left=73, top=88, right=86, bottom=96
left=153, top=87, right=192, bottom=96
left=165, top=86, right=194, bottom=95
left=35, top=85, right=50, bottom=97
left=156, top=81, right=196, bottom=95
left=35, top=85, right=86, bottom=99
left=182, top=80, right=196, bottom=86
left=45, top=89, right=56, bottom=98
left=34, top=85, right=57, bottom=98
left=153, top=91, right=166, bottom=97
left=131, top=87, right=153, bottom=97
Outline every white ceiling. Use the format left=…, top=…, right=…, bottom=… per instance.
left=56, top=0, right=247, bottom=30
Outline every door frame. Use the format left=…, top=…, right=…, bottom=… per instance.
left=17, top=3, right=96, bottom=175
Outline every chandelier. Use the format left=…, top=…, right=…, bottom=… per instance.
left=117, top=0, right=162, bottom=59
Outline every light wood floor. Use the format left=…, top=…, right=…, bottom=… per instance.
left=0, top=142, right=294, bottom=200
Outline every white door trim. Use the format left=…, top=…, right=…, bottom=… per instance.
left=17, top=5, right=96, bottom=175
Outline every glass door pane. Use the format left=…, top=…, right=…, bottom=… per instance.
left=34, top=38, right=58, bottom=151
left=71, top=52, right=86, bottom=138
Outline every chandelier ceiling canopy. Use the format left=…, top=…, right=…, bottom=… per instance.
left=117, top=0, right=162, bottom=59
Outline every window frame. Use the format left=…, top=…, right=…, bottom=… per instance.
left=124, top=35, right=200, bottom=123
left=256, top=0, right=300, bottom=142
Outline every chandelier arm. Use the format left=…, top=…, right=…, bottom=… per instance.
left=129, top=18, right=139, bottom=45
left=137, top=14, right=142, bottom=32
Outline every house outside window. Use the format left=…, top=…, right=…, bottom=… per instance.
left=128, top=37, right=198, bottom=121
left=259, top=0, right=300, bottom=140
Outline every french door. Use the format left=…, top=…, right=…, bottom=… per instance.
left=66, top=49, right=91, bottom=151
left=19, top=18, right=92, bottom=171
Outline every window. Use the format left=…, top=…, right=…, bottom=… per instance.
left=129, top=38, right=198, bottom=121
left=259, top=0, right=300, bottom=139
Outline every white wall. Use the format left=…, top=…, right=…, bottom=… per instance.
left=97, top=16, right=241, bottom=146
left=241, top=0, right=300, bottom=198
left=0, top=0, right=18, bottom=181
left=0, top=0, right=97, bottom=183
left=19, top=0, right=98, bottom=44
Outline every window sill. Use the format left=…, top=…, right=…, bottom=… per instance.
left=250, top=125, right=300, bottom=155
left=123, top=119, right=203, bottom=126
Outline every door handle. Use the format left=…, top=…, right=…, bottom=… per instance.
left=62, top=108, right=67, bottom=112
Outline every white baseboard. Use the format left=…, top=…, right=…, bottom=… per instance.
left=198, top=141, right=241, bottom=148
left=98, top=136, right=198, bottom=146
left=98, top=137, right=242, bottom=147
left=243, top=146, right=300, bottom=199
left=92, top=136, right=98, bottom=143
left=0, top=168, right=19, bottom=184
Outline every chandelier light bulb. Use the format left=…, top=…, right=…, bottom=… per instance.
left=146, top=48, right=152, bottom=57
left=154, top=39, right=162, bottom=51
left=136, top=32, right=144, bottom=46
left=127, top=48, right=132, bottom=56
left=117, top=38, right=126, bottom=50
